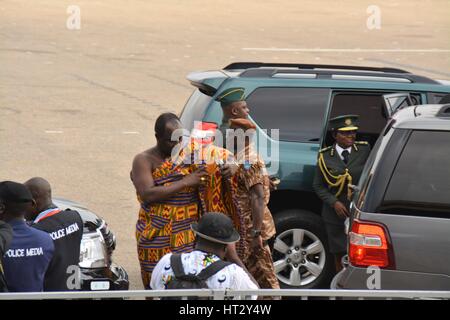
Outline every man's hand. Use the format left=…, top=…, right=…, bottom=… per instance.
left=221, top=163, right=239, bottom=179
left=333, top=201, right=349, bottom=219
left=251, top=235, right=264, bottom=250
left=182, top=167, right=209, bottom=187
left=269, top=177, right=280, bottom=191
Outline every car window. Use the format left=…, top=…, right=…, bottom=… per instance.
left=385, top=94, right=412, bottom=113
left=409, top=93, right=422, bottom=105
left=353, top=120, right=396, bottom=209
left=330, top=93, right=388, bottom=130
left=429, top=92, right=450, bottom=104
left=379, top=130, right=450, bottom=216
left=245, top=87, right=330, bottom=143
left=327, top=93, right=390, bottom=147
left=353, top=134, right=383, bottom=207
left=179, top=89, right=213, bottom=131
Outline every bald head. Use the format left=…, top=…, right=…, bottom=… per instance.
left=24, top=177, right=53, bottom=219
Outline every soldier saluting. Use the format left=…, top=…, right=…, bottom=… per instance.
left=313, top=115, right=371, bottom=272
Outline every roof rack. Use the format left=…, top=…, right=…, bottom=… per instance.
left=237, top=68, right=438, bottom=84
left=224, top=62, right=410, bottom=74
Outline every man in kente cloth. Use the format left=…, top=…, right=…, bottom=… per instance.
left=131, top=113, right=245, bottom=289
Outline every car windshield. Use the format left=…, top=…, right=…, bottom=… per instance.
left=379, top=130, right=450, bottom=216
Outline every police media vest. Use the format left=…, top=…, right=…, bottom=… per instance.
left=33, top=208, right=83, bottom=291
left=3, top=220, right=54, bottom=292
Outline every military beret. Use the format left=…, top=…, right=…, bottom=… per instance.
left=0, top=181, right=33, bottom=204
left=329, top=114, right=359, bottom=131
left=215, top=87, right=245, bottom=108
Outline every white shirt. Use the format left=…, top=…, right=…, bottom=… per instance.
left=150, top=250, right=258, bottom=300
left=335, top=144, right=352, bottom=161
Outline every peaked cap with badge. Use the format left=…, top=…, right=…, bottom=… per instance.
left=328, top=114, right=359, bottom=132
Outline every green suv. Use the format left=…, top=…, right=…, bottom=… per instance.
left=179, top=62, right=450, bottom=289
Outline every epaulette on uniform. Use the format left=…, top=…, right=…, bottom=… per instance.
left=319, top=146, right=332, bottom=153
left=353, top=141, right=369, bottom=152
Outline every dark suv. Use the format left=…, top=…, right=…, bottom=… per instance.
left=332, top=104, right=450, bottom=290
left=179, top=62, right=450, bottom=288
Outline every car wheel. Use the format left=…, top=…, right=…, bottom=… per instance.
left=272, top=209, right=334, bottom=289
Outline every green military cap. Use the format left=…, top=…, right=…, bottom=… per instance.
left=329, top=114, right=359, bottom=131
left=215, top=87, right=245, bottom=107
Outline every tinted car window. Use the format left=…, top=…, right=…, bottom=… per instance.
left=330, top=93, right=388, bottom=134
left=353, top=132, right=383, bottom=207
left=328, top=93, right=389, bottom=147
left=246, top=87, right=330, bottom=142
left=428, top=92, right=450, bottom=104
left=179, top=89, right=212, bottom=131
left=379, top=130, right=450, bottom=215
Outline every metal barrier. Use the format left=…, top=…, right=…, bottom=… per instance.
left=0, top=289, right=449, bottom=300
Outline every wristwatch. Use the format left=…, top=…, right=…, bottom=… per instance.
left=250, top=229, right=262, bottom=238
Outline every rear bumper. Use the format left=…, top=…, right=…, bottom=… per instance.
left=331, top=264, right=450, bottom=290
left=80, top=263, right=129, bottom=291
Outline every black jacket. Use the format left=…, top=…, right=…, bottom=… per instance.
left=33, top=209, right=83, bottom=291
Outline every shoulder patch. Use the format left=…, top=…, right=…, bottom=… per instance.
left=319, top=146, right=332, bottom=153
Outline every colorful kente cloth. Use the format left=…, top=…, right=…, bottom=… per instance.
left=135, top=142, right=244, bottom=289
left=194, top=143, right=247, bottom=258
left=135, top=159, right=199, bottom=289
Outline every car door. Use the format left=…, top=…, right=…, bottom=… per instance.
left=382, top=93, right=414, bottom=117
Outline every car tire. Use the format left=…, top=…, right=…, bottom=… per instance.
left=271, top=209, right=335, bottom=289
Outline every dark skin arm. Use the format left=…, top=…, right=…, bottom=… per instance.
left=334, top=201, right=349, bottom=218
left=249, top=183, right=265, bottom=250
left=131, top=152, right=208, bottom=203
left=225, top=243, right=260, bottom=288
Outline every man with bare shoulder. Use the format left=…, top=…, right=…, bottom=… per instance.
left=131, top=113, right=208, bottom=289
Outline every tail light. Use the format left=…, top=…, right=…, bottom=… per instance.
left=348, top=220, right=394, bottom=268
left=191, top=121, right=218, bottom=144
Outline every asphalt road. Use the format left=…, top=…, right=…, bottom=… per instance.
left=1, top=0, right=449, bottom=290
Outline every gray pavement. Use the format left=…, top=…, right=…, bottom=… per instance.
left=0, top=0, right=449, bottom=289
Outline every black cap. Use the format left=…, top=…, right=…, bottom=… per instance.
left=191, top=212, right=240, bottom=244
left=0, top=181, right=34, bottom=204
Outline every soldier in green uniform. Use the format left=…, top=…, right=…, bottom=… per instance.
left=216, top=87, right=250, bottom=147
left=313, top=115, right=371, bottom=272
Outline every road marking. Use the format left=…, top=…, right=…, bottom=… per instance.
left=122, top=131, right=140, bottom=135
left=45, top=130, right=63, bottom=134
left=241, top=48, right=450, bottom=53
